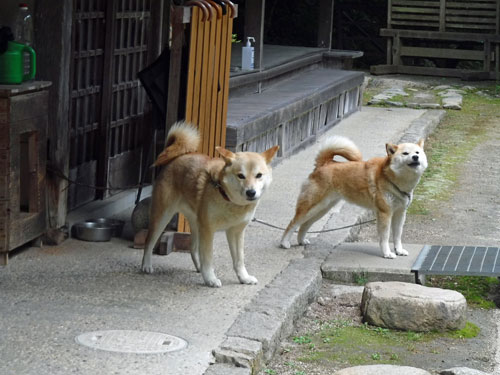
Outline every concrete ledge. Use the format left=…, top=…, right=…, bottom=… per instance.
left=214, top=258, right=323, bottom=372
left=398, top=109, right=446, bottom=144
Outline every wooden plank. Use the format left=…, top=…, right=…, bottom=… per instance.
left=392, top=7, right=440, bottom=14
left=392, top=0, right=440, bottom=7
left=207, top=3, right=223, bottom=157
left=219, top=4, right=234, bottom=150
left=400, top=46, right=486, bottom=60
left=391, top=20, right=440, bottom=28
left=199, top=12, right=211, bottom=154
left=216, top=10, right=229, bottom=149
left=185, top=6, right=200, bottom=122
left=203, top=12, right=217, bottom=155
left=380, top=28, right=500, bottom=41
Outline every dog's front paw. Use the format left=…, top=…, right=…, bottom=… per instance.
left=239, top=274, right=258, bottom=285
left=396, top=248, right=409, bottom=256
left=280, top=240, right=291, bottom=249
left=141, top=260, right=154, bottom=274
left=383, top=252, right=397, bottom=259
left=299, top=238, right=310, bottom=246
left=205, top=277, right=222, bottom=288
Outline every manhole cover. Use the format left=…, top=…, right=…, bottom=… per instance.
left=75, top=330, right=188, bottom=354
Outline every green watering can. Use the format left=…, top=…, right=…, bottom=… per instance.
left=0, top=41, right=36, bottom=84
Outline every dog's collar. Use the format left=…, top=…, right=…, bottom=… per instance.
left=211, top=180, right=231, bottom=202
left=388, top=179, right=412, bottom=203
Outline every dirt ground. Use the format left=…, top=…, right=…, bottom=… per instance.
left=260, top=78, right=500, bottom=375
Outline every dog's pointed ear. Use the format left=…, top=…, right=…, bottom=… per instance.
left=417, top=138, right=425, bottom=149
left=216, top=147, right=235, bottom=165
left=261, top=145, right=279, bottom=164
left=386, top=143, right=398, bottom=156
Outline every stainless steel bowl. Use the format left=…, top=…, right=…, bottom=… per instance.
left=85, top=218, right=125, bottom=237
left=73, top=222, right=113, bottom=242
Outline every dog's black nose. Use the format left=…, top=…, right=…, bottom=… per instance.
left=412, top=155, right=419, bottom=161
left=246, top=189, right=256, bottom=198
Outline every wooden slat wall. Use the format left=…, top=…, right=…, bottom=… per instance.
left=178, top=1, right=235, bottom=233
left=389, top=0, right=499, bottom=33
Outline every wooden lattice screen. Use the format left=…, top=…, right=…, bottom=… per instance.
left=68, top=0, right=153, bottom=210
left=176, top=1, right=236, bottom=233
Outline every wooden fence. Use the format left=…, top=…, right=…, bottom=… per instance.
left=168, top=1, right=235, bottom=233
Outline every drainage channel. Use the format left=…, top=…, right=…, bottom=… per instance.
left=76, top=330, right=188, bottom=354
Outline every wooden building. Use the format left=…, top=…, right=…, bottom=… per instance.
left=0, top=0, right=365, bottom=255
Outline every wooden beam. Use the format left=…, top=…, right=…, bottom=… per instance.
left=244, top=0, right=265, bottom=70
left=33, top=0, right=73, bottom=228
left=317, top=0, right=334, bottom=48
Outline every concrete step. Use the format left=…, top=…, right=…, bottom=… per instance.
left=226, top=67, right=365, bottom=158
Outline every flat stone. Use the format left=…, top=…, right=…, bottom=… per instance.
left=385, top=101, right=404, bottom=107
left=439, top=367, right=491, bottom=375
left=434, top=85, right=452, bottom=90
left=335, top=364, right=431, bottom=374
left=407, top=102, right=441, bottom=109
left=361, top=281, right=466, bottom=332
left=442, top=97, right=462, bottom=110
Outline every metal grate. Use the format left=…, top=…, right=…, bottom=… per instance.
left=412, top=245, right=500, bottom=283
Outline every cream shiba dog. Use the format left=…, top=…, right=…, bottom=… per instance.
left=141, top=121, right=279, bottom=287
left=280, top=136, right=427, bottom=258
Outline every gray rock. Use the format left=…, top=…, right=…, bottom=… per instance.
left=434, top=85, right=452, bottom=90
left=361, top=282, right=466, bottom=332
left=385, top=101, right=404, bottom=107
left=407, top=102, right=442, bottom=109
left=439, top=367, right=491, bottom=375
left=335, top=364, right=431, bottom=374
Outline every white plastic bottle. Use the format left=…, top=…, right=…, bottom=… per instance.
left=14, top=3, right=34, bottom=46
left=241, top=37, right=255, bottom=71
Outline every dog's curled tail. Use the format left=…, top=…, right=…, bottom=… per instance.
left=315, top=136, right=362, bottom=167
left=153, top=121, right=200, bottom=167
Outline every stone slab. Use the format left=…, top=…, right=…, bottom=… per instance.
left=321, top=243, right=423, bottom=284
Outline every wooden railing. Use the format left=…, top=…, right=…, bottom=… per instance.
left=371, top=0, right=500, bottom=79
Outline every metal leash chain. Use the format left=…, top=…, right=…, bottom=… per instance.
left=251, top=217, right=376, bottom=233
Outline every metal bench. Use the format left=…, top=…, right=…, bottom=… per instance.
left=371, top=0, right=500, bottom=80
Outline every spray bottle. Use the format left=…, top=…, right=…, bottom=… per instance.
left=241, top=37, right=255, bottom=70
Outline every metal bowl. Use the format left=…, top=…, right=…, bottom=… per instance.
left=85, top=218, right=125, bottom=237
left=73, top=222, right=113, bottom=242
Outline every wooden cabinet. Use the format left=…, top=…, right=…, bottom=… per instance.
left=0, top=82, right=50, bottom=265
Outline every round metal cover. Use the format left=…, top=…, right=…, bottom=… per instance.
left=75, top=330, right=188, bottom=354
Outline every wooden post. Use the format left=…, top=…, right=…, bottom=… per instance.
left=386, top=0, right=393, bottom=64
left=317, top=0, right=334, bottom=48
left=244, top=0, right=265, bottom=70
left=95, top=0, right=118, bottom=200
left=34, top=0, right=73, bottom=230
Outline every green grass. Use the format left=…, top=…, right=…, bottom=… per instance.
left=428, top=275, right=499, bottom=309
left=291, top=319, right=480, bottom=368
left=409, top=89, right=500, bottom=215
